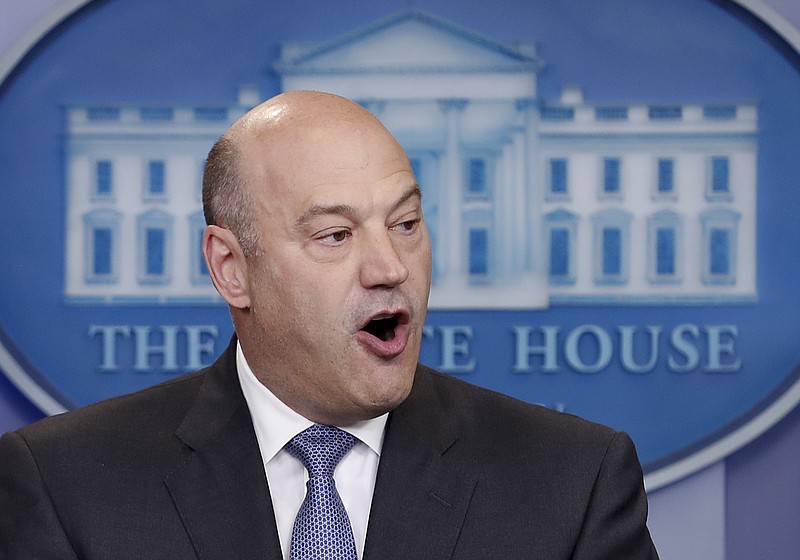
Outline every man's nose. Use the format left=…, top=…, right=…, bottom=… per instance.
left=359, top=230, right=410, bottom=289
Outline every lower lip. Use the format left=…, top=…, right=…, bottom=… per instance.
left=356, top=323, right=410, bottom=359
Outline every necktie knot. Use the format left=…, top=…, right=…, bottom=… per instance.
left=285, top=425, right=356, bottom=478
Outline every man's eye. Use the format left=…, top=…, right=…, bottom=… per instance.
left=394, top=219, right=419, bottom=233
left=321, top=230, right=350, bottom=244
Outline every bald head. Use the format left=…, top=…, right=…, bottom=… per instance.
left=232, top=90, right=390, bottom=142
left=202, top=91, right=408, bottom=256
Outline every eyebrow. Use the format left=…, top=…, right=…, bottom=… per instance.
left=294, top=183, right=422, bottom=230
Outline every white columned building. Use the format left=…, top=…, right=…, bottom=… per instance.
left=63, top=9, right=757, bottom=309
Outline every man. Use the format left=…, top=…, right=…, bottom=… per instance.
left=0, top=91, right=658, bottom=559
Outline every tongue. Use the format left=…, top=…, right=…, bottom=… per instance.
left=365, top=318, right=396, bottom=341
left=380, top=328, right=396, bottom=341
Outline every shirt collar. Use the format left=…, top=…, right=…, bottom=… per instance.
left=236, top=341, right=388, bottom=461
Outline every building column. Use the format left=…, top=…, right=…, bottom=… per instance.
left=516, top=97, right=541, bottom=276
left=511, top=127, right=527, bottom=276
left=438, top=98, right=468, bottom=280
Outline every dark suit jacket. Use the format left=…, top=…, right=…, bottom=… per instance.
left=0, top=338, right=658, bottom=559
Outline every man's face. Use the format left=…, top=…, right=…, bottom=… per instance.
left=239, top=114, right=432, bottom=425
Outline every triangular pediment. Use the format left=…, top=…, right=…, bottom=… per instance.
left=276, top=9, right=541, bottom=74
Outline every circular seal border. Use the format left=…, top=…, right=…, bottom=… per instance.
left=1, top=0, right=799, bottom=491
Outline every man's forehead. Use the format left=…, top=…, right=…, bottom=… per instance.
left=237, top=94, right=384, bottom=148
left=241, top=120, right=401, bottom=175
left=294, top=182, right=421, bottom=225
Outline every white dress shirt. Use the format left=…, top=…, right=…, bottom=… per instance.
left=236, top=342, right=387, bottom=560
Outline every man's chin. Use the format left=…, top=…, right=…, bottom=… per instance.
left=366, top=378, right=415, bottom=416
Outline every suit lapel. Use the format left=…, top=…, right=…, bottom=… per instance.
left=164, top=339, right=283, bottom=560
left=162, top=347, right=477, bottom=560
left=363, top=366, right=478, bottom=560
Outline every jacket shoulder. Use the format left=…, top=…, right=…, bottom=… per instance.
left=14, top=369, right=207, bottom=454
left=419, top=364, right=617, bottom=446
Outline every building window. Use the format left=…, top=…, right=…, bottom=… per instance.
left=701, top=209, right=740, bottom=285
left=95, top=160, right=113, bottom=198
left=137, top=209, right=173, bottom=284
left=467, top=158, right=487, bottom=196
left=647, top=211, right=682, bottom=284
left=540, top=106, right=574, bottom=121
left=712, top=157, right=729, bottom=192
left=704, top=105, right=737, bottom=120
left=709, top=229, right=730, bottom=275
left=140, top=107, right=174, bottom=121
left=550, top=229, right=570, bottom=276
left=602, top=228, right=622, bottom=275
left=592, top=210, right=631, bottom=285
left=87, top=107, right=120, bottom=121
left=649, top=105, right=682, bottom=121
left=707, top=156, right=731, bottom=200
left=595, top=106, right=628, bottom=121
left=83, top=208, right=121, bottom=284
left=548, top=158, right=568, bottom=197
left=147, top=160, right=166, bottom=198
left=657, top=158, right=674, bottom=195
left=145, top=228, right=166, bottom=276
left=468, top=228, right=489, bottom=277
left=602, top=157, right=621, bottom=196
left=190, top=211, right=211, bottom=285
left=93, top=228, right=113, bottom=276
left=545, top=210, right=578, bottom=285
left=199, top=247, right=209, bottom=277
left=194, top=107, right=228, bottom=121
left=656, top=228, right=676, bottom=275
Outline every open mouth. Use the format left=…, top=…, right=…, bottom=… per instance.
left=361, top=313, right=403, bottom=342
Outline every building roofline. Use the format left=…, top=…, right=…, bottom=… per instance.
left=275, top=8, right=544, bottom=74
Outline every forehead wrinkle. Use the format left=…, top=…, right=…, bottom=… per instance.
left=294, top=203, right=358, bottom=232
left=294, top=183, right=423, bottom=231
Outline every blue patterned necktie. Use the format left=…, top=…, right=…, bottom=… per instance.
left=285, top=425, right=358, bottom=560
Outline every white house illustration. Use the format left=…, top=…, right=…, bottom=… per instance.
left=63, top=9, right=757, bottom=308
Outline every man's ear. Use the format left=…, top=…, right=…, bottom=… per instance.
left=202, top=225, right=251, bottom=309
